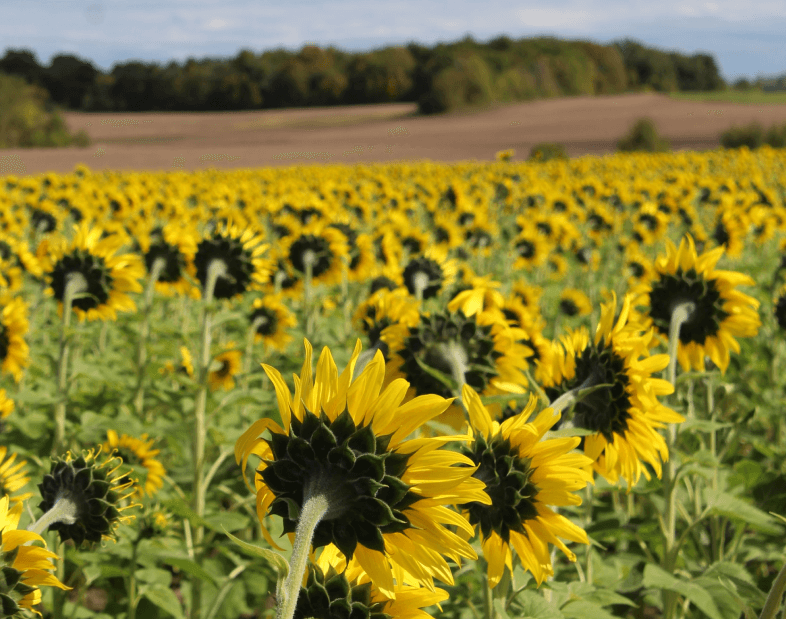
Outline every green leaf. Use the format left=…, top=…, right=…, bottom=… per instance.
left=222, top=528, right=289, bottom=577
left=544, top=426, right=598, bottom=439
left=509, top=590, right=564, bottom=619
left=203, top=511, right=249, bottom=533
left=162, top=498, right=211, bottom=529
left=143, top=586, right=185, bottom=619
left=562, top=600, right=619, bottom=619
left=413, top=356, right=457, bottom=392
left=581, top=589, right=637, bottom=608
left=494, top=599, right=511, bottom=619
left=680, top=418, right=733, bottom=433
left=162, top=557, right=219, bottom=587
left=642, top=564, right=723, bottom=619
left=704, top=491, right=783, bottom=535
left=136, top=568, right=172, bottom=586
left=82, top=564, right=103, bottom=586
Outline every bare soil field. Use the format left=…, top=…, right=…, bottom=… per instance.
left=2, top=92, right=786, bottom=177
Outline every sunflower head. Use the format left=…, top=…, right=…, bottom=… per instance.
left=38, top=448, right=137, bottom=547
left=194, top=222, right=269, bottom=301
left=209, top=349, right=242, bottom=391
left=235, top=339, right=489, bottom=597
left=545, top=294, right=684, bottom=488
left=41, top=223, right=144, bottom=322
left=636, top=234, right=760, bottom=372
left=0, top=295, right=30, bottom=383
left=103, top=431, right=165, bottom=498
left=459, top=385, right=592, bottom=587
left=0, top=496, right=69, bottom=617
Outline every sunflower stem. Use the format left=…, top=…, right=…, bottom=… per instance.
left=759, top=561, right=786, bottom=619
left=244, top=316, right=265, bottom=389
left=412, top=271, right=430, bottom=303
left=54, top=272, right=88, bottom=456
left=134, top=257, right=166, bottom=417
left=275, top=493, right=330, bottom=619
left=191, top=258, right=226, bottom=619
left=303, top=252, right=315, bottom=341
left=28, top=495, right=79, bottom=536
left=127, top=535, right=141, bottom=619
left=661, top=301, right=695, bottom=619
left=98, top=320, right=108, bottom=354
left=341, top=255, right=351, bottom=339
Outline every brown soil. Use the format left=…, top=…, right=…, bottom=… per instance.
left=2, top=93, right=786, bottom=177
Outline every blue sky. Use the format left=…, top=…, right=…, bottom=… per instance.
left=3, top=0, right=786, bottom=82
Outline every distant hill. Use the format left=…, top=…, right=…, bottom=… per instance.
left=0, top=35, right=728, bottom=116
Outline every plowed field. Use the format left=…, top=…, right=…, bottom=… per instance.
left=2, top=92, right=786, bottom=176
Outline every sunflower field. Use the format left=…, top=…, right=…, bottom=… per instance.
left=0, top=145, right=785, bottom=619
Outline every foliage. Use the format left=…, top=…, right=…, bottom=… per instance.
left=1, top=147, right=785, bottom=619
left=0, top=71, right=90, bottom=148
left=528, top=142, right=569, bottom=162
left=719, top=122, right=786, bottom=150
left=0, top=36, right=728, bottom=115
left=617, top=117, right=671, bottom=152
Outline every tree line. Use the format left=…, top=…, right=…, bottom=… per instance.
left=0, top=35, right=738, bottom=116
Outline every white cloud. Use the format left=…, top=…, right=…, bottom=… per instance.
left=204, top=18, right=230, bottom=31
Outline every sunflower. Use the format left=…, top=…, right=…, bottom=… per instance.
left=0, top=389, right=13, bottom=421
left=137, top=221, right=200, bottom=298
left=295, top=559, right=448, bottom=617
left=0, top=446, right=33, bottom=506
left=512, top=227, right=550, bottom=272
left=447, top=276, right=505, bottom=319
left=623, top=244, right=655, bottom=285
left=283, top=224, right=349, bottom=287
left=430, top=213, right=463, bottom=251
left=559, top=288, right=592, bottom=318
left=40, top=223, right=144, bottom=322
left=400, top=247, right=457, bottom=301
left=711, top=210, right=746, bottom=258
left=511, top=281, right=543, bottom=314
left=546, top=253, right=568, bottom=281
left=0, top=235, right=42, bottom=281
left=160, top=345, right=195, bottom=379
left=353, top=287, right=420, bottom=361
left=37, top=448, right=137, bottom=546
left=209, top=349, right=242, bottom=391
left=0, top=295, right=29, bottom=382
left=500, top=298, right=554, bottom=385
left=194, top=222, right=270, bottom=301
left=103, top=430, right=166, bottom=498
left=249, top=296, right=297, bottom=352
left=0, top=495, right=70, bottom=616
left=774, top=284, right=786, bottom=330
left=633, top=235, right=761, bottom=373
left=459, top=385, right=592, bottom=587
left=388, top=307, right=529, bottom=428
left=235, top=339, right=490, bottom=598
left=631, top=202, right=670, bottom=246
left=543, top=294, right=685, bottom=487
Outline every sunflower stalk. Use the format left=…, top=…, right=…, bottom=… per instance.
left=53, top=272, right=88, bottom=456
left=191, top=258, right=226, bottom=619
left=341, top=255, right=351, bottom=339
left=244, top=316, right=265, bottom=389
left=127, top=535, right=142, bottom=619
left=412, top=271, right=430, bottom=303
left=275, top=492, right=330, bottom=619
left=303, top=251, right=315, bottom=340
left=133, top=257, right=166, bottom=417
left=27, top=495, right=79, bottom=537
left=759, top=561, right=786, bottom=619
left=661, top=301, right=695, bottom=619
